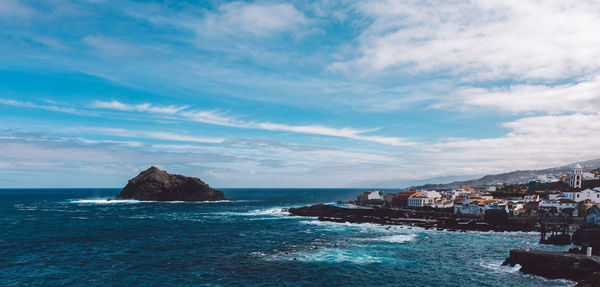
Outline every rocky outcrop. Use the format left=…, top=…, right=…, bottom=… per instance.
left=116, top=166, right=225, bottom=201
left=577, top=272, right=600, bottom=287
left=502, top=250, right=600, bottom=282
left=573, top=226, right=600, bottom=255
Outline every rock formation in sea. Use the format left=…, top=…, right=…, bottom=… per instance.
left=116, top=166, right=225, bottom=201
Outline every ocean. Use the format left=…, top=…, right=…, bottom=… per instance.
left=1, top=188, right=574, bottom=286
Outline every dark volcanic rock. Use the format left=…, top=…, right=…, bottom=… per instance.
left=116, top=166, right=225, bottom=201
left=288, top=204, right=536, bottom=232
left=573, top=226, right=600, bottom=255
left=577, top=271, right=600, bottom=287
left=502, top=249, right=600, bottom=281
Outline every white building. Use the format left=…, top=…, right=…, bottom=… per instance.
left=537, top=174, right=560, bottom=183
left=367, top=190, right=383, bottom=200
left=583, top=172, right=597, bottom=180
left=434, top=198, right=454, bottom=208
left=453, top=199, right=507, bottom=216
left=539, top=199, right=578, bottom=216
left=408, top=193, right=435, bottom=208
left=420, top=190, right=442, bottom=200
left=570, top=164, right=583, bottom=188
left=357, top=190, right=383, bottom=205
left=548, top=193, right=565, bottom=201
left=523, top=195, right=540, bottom=203
left=563, top=188, right=600, bottom=203
left=507, top=201, right=525, bottom=215
left=447, top=189, right=470, bottom=200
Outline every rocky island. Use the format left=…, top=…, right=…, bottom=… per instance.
left=116, top=166, right=225, bottom=201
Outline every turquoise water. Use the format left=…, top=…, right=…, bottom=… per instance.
left=1, top=188, right=574, bottom=286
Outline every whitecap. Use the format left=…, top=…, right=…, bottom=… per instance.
left=69, top=199, right=141, bottom=204
left=213, top=208, right=290, bottom=217
left=480, top=261, right=575, bottom=285
left=268, top=247, right=387, bottom=264
left=480, top=261, right=521, bottom=274
left=359, top=234, right=417, bottom=243
left=299, top=220, right=427, bottom=234
left=247, top=208, right=290, bottom=216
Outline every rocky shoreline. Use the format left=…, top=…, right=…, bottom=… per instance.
left=288, top=204, right=538, bottom=232
left=502, top=249, right=600, bottom=286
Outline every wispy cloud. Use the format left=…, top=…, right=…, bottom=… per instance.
left=0, top=98, right=84, bottom=115
left=0, top=0, right=37, bottom=19
left=92, top=100, right=414, bottom=146
left=82, top=127, right=225, bottom=144
left=92, top=100, right=188, bottom=114
left=82, top=36, right=141, bottom=56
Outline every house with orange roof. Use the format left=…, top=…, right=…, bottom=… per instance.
left=407, top=192, right=435, bottom=208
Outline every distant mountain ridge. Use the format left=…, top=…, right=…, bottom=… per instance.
left=410, top=158, right=600, bottom=190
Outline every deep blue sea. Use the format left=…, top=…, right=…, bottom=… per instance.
left=1, top=188, right=575, bottom=286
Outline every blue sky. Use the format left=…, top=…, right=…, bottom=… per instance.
left=1, top=0, right=600, bottom=188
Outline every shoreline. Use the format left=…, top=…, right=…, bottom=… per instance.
left=288, top=204, right=539, bottom=233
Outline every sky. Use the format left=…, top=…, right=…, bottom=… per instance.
left=1, top=0, right=600, bottom=188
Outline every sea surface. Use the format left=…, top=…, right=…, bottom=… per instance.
left=1, top=188, right=575, bottom=286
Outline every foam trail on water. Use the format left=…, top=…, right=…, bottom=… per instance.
left=69, top=199, right=247, bottom=204
left=69, top=199, right=140, bottom=204
left=268, top=248, right=390, bottom=264
left=214, top=208, right=290, bottom=217
left=359, top=234, right=417, bottom=243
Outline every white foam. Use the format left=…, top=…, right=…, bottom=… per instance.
left=269, top=247, right=387, bottom=264
left=247, top=208, right=290, bottom=216
left=360, top=234, right=417, bottom=243
left=299, top=219, right=426, bottom=234
left=162, top=200, right=241, bottom=203
left=68, top=199, right=243, bottom=204
left=214, top=208, right=290, bottom=217
left=69, top=199, right=141, bottom=204
left=480, top=261, right=575, bottom=285
left=480, top=261, right=521, bottom=274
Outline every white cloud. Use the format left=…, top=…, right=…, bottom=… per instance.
left=436, top=76, right=600, bottom=113
left=333, top=0, right=600, bottom=81
left=91, top=100, right=413, bottom=146
left=0, top=0, right=37, bottom=18
left=0, top=98, right=83, bottom=115
left=82, top=36, right=140, bottom=56
left=424, top=113, right=600, bottom=174
left=84, top=127, right=225, bottom=144
left=121, top=1, right=309, bottom=38
left=203, top=2, right=309, bottom=37
left=92, top=100, right=188, bottom=114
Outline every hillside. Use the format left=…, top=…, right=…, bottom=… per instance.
left=411, top=158, right=600, bottom=190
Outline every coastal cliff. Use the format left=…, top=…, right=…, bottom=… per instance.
left=116, top=166, right=225, bottom=201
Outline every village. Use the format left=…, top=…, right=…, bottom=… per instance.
left=352, top=164, right=600, bottom=221
left=288, top=164, right=600, bottom=284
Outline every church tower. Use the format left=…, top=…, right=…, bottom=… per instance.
left=570, top=163, right=583, bottom=188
